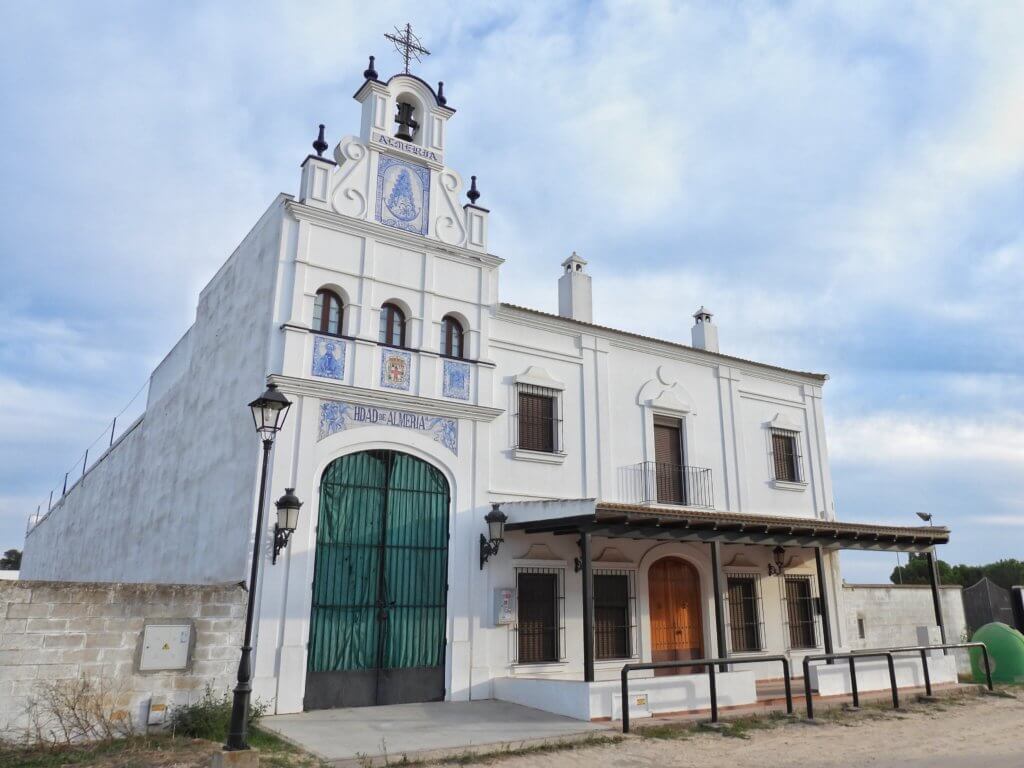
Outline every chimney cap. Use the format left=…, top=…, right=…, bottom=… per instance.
left=693, top=306, right=713, bottom=319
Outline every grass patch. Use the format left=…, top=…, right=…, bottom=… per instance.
left=636, top=723, right=694, bottom=740
left=364, top=733, right=625, bottom=767
left=0, top=729, right=322, bottom=768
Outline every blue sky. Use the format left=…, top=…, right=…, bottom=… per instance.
left=1, top=1, right=1022, bottom=581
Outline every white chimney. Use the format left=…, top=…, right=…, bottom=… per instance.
left=558, top=252, right=592, bottom=323
left=691, top=306, right=719, bottom=352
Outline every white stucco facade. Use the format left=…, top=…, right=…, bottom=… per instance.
left=21, top=65, right=948, bottom=720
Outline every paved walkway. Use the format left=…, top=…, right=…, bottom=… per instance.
left=260, top=700, right=612, bottom=765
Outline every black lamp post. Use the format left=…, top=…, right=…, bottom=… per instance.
left=224, top=384, right=292, bottom=753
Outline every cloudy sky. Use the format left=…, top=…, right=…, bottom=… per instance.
left=1, top=1, right=1022, bottom=581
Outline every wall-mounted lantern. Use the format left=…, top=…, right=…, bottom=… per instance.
left=767, top=545, right=786, bottom=576
left=479, top=503, right=507, bottom=569
left=272, top=488, right=303, bottom=564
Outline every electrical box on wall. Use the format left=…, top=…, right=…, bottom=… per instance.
left=493, top=588, right=515, bottom=625
left=138, top=622, right=193, bottom=672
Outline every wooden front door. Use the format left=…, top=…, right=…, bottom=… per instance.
left=648, top=557, right=704, bottom=675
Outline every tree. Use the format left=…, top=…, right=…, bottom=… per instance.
left=0, top=549, right=21, bottom=570
left=890, top=554, right=1024, bottom=589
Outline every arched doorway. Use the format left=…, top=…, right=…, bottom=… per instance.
left=305, top=450, right=450, bottom=709
left=648, top=557, right=704, bottom=675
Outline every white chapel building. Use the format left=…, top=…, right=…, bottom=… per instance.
left=22, top=56, right=952, bottom=720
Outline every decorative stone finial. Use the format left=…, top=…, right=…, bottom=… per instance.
left=467, top=176, right=480, bottom=204
left=363, top=55, right=378, bottom=80
left=312, top=124, right=328, bottom=157
left=437, top=81, right=447, bottom=106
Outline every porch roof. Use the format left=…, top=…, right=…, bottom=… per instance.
left=504, top=500, right=949, bottom=552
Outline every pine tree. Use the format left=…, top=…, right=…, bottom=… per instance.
left=386, top=169, right=419, bottom=220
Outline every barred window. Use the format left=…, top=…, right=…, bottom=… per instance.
left=515, top=385, right=561, bottom=453
left=783, top=576, right=818, bottom=650
left=515, top=568, right=564, bottom=664
left=770, top=429, right=802, bottom=482
left=313, top=289, right=343, bottom=336
left=594, top=571, right=637, bottom=660
left=726, top=575, right=762, bottom=652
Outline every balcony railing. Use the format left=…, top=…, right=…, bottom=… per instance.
left=629, top=462, right=715, bottom=509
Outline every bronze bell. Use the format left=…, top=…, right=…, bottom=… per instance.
left=395, top=102, right=418, bottom=142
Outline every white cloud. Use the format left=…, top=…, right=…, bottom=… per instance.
left=830, top=412, right=1024, bottom=466
left=974, top=515, right=1024, bottom=527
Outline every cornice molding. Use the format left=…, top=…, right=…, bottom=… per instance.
left=286, top=200, right=504, bottom=268
left=268, top=374, right=504, bottom=422
left=494, top=305, right=821, bottom=388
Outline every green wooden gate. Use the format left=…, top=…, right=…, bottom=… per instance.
left=305, top=450, right=450, bottom=709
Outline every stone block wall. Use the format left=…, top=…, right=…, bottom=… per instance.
left=843, top=583, right=970, bottom=673
left=0, top=580, right=245, bottom=738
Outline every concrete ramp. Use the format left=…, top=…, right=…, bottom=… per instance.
left=260, top=700, right=612, bottom=766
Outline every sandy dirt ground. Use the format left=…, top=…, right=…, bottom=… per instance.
left=442, top=693, right=1024, bottom=768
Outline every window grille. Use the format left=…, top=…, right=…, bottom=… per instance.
left=593, top=569, right=638, bottom=660
left=513, top=566, right=565, bottom=664
left=781, top=575, right=820, bottom=650
left=514, top=384, right=562, bottom=454
left=725, top=574, right=764, bottom=653
left=769, top=429, right=803, bottom=482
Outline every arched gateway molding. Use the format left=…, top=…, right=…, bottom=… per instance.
left=305, top=450, right=450, bottom=709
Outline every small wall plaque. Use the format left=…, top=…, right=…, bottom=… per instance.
left=493, top=588, right=515, bottom=626
left=138, top=622, right=193, bottom=672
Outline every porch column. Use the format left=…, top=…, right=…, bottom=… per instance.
left=709, top=541, right=728, bottom=672
left=814, top=547, right=835, bottom=657
left=580, top=531, right=595, bottom=682
left=925, top=548, right=947, bottom=644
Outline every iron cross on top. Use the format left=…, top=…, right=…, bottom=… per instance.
left=385, top=23, right=430, bottom=74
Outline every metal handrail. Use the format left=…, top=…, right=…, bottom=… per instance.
left=802, top=651, right=898, bottom=719
left=620, top=654, right=791, bottom=733
left=803, top=642, right=993, bottom=719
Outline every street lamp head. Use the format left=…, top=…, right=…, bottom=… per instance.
left=916, top=512, right=933, bottom=524
left=484, top=503, right=508, bottom=543
left=275, top=487, right=303, bottom=533
left=249, top=384, right=292, bottom=441
left=480, top=504, right=509, bottom=569
left=272, top=488, right=303, bottom=564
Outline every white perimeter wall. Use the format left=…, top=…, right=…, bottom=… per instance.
left=843, top=583, right=969, bottom=672
left=21, top=197, right=291, bottom=584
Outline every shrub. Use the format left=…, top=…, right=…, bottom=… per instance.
left=167, top=686, right=267, bottom=742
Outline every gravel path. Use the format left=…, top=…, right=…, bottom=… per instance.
left=438, top=692, right=1023, bottom=768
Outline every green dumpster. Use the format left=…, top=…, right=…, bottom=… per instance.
left=970, top=622, right=1024, bottom=683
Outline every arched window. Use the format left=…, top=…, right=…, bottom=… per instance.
left=379, top=303, right=406, bottom=348
left=440, top=315, right=465, bottom=359
left=313, top=289, right=343, bottom=336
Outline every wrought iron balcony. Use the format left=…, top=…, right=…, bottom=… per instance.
left=630, top=462, right=715, bottom=509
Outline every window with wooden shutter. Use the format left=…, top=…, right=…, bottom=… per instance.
left=653, top=418, right=684, bottom=503
left=516, top=571, right=561, bottom=663
left=770, top=430, right=800, bottom=482
left=783, top=576, right=817, bottom=649
left=726, top=576, right=762, bottom=652
left=516, top=385, right=560, bottom=453
left=594, top=573, right=633, bottom=660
